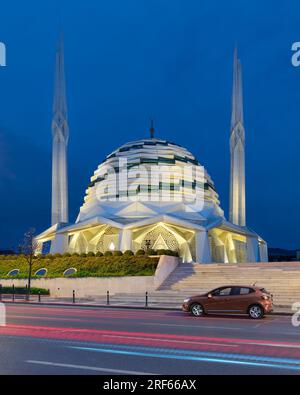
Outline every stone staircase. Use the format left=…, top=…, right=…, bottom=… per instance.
left=109, top=262, right=300, bottom=311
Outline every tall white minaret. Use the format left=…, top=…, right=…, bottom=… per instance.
left=229, top=48, right=246, bottom=227
left=51, top=35, right=69, bottom=225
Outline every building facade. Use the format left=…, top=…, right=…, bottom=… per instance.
left=37, top=136, right=267, bottom=263
left=36, top=47, right=268, bottom=263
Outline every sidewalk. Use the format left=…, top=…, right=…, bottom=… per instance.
left=1, top=294, right=294, bottom=315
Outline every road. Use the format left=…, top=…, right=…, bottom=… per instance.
left=0, top=303, right=300, bottom=375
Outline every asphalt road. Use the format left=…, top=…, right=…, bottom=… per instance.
left=0, top=303, right=300, bottom=375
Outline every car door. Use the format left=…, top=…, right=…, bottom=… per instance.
left=230, top=287, right=255, bottom=313
left=205, top=287, right=233, bottom=313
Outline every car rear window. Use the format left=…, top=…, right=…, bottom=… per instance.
left=231, top=287, right=255, bottom=295
left=240, top=287, right=252, bottom=295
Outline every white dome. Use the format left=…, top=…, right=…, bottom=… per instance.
left=77, top=137, right=224, bottom=224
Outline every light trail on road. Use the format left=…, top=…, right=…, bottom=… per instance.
left=0, top=304, right=299, bottom=375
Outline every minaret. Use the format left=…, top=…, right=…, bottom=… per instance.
left=51, top=35, right=69, bottom=225
left=150, top=120, right=155, bottom=138
left=229, top=48, right=246, bottom=226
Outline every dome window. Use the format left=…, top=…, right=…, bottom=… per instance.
left=35, top=268, right=47, bottom=277
left=7, top=269, right=20, bottom=276
left=63, top=268, right=77, bottom=277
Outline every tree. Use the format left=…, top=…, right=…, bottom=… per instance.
left=20, top=228, right=39, bottom=301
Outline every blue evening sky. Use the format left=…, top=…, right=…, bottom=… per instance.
left=0, top=0, right=299, bottom=249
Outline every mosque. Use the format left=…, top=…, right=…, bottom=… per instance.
left=36, top=41, right=268, bottom=263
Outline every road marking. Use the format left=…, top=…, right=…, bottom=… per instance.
left=102, top=334, right=238, bottom=348
left=26, top=360, right=155, bottom=375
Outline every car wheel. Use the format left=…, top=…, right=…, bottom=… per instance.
left=248, top=304, right=264, bottom=319
left=190, top=303, right=204, bottom=317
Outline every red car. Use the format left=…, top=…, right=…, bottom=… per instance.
left=182, top=285, right=273, bottom=319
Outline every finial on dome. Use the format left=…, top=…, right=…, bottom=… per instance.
left=150, top=119, right=155, bottom=138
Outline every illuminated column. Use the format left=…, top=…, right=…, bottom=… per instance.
left=35, top=241, right=43, bottom=255
left=119, top=229, right=132, bottom=251
left=259, top=242, right=268, bottom=262
left=50, top=233, right=69, bottom=254
left=246, top=236, right=259, bottom=262
left=226, top=234, right=237, bottom=263
left=213, top=234, right=229, bottom=263
left=51, top=35, right=69, bottom=225
left=195, top=231, right=211, bottom=263
left=230, top=48, right=246, bottom=227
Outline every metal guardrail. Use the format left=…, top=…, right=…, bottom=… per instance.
left=0, top=286, right=150, bottom=307
left=69, top=290, right=150, bottom=307
left=0, top=284, right=149, bottom=308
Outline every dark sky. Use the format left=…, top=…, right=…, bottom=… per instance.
left=0, top=0, right=299, bottom=250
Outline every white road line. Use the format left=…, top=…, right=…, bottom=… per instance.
left=26, top=360, right=155, bottom=375
left=102, top=334, right=238, bottom=348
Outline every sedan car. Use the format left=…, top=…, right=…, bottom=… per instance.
left=182, top=285, right=273, bottom=319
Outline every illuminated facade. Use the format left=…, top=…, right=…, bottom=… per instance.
left=37, top=135, right=267, bottom=263
left=36, top=49, right=268, bottom=263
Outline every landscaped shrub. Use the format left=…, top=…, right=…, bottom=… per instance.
left=136, top=249, right=145, bottom=256
left=45, top=253, right=54, bottom=259
left=0, top=286, right=50, bottom=295
left=156, top=249, right=179, bottom=256
left=104, top=251, right=113, bottom=256
left=80, top=253, right=87, bottom=258
left=146, top=249, right=157, bottom=256
left=54, top=253, right=62, bottom=258
left=123, top=250, right=134, bottom=256
left=95, top=251, right=103, bottom=257
left=87, top=252, right=95, bottom=257
left=72, top=253, right=79, bottom=257
left=63, top=253, right=71, bottom=257
left=113, top=251, right=123, bottom=256
left=2, top=255, right=16, bottom=260
left=0, top=254, right=159, bottom=278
